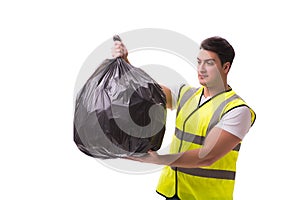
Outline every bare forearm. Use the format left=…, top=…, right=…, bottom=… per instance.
left=130, top=127, right=241, bottom=168
left=160, top=85, right=173, bottom=109
left=156, top=149, right=212, bottom=168
left=158, top=130, right=240, bottom=168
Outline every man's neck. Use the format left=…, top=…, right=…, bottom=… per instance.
left=203, top=84, right=231, bottom=98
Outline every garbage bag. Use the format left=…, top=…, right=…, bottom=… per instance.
left=73, top=37, right=166, bottom=159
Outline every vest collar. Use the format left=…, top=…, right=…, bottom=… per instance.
left=198, top=86, right=232, bottom=108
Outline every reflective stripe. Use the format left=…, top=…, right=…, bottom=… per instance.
left=176, top=87, right=199, bottom=116
left=206, top=94, right=240, bottom=135
left=175, top=128, right=240, bottom=152
left=175, top=128, right=205, bottom=145
left=171, top=167, right=236, bottom=180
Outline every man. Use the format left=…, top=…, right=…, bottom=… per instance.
left=113, top=36, right=256, bottom=200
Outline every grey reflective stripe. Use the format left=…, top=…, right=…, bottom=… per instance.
left=175, top=128, right=205, bottom=145
left=175, top=128, right=240, bottom=152
left=206, top=94, right=240, bottom=135
left=176, top=87, right=199, bottom=116
left=171, top=167, right=236, bottom=180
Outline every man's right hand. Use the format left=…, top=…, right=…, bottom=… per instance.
left=112, top=41, right=129, bottom=63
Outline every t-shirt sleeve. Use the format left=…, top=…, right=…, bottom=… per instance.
left=215, top=106, right=252, bottom=140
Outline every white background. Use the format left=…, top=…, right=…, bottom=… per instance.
left=1, top=0, right=299, bottom=199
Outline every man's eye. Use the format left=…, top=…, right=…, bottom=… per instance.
left=206, top=60, right=215, bottom=65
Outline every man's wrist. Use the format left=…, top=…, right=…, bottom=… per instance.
left=124, top=57, right=130, bottom=64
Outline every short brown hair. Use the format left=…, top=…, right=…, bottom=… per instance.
left=200, top=36, right=235, bottom=66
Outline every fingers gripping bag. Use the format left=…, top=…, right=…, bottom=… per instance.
left=73, top=35, right=167, bottom=159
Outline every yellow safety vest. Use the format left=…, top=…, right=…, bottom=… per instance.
left=156, top=85, right=256, bottom=200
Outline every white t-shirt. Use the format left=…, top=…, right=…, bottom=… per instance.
left=170, top=84, right=252, bottom=140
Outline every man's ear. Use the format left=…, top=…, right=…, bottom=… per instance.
left=223, top=62, right=231, bottom=74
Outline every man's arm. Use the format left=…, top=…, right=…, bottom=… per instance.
left=130, top=127, right=241, bottom=168
left=160, top=85, right=173, bottom=109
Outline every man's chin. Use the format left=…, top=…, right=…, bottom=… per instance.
left=199, top=80, right=207, bottom=86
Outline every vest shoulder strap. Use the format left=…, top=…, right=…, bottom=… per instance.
left=206, top=94, right=240, bottom=135
left=176, top=85, right=199, bottom=116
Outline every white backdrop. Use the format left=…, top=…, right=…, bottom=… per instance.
left=1, top=0, right=299, bottom=199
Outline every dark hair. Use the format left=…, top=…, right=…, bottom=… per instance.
left=200, top=36, right=235, bottom=66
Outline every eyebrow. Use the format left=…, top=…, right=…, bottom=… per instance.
left=197, top=58, right=216, bottom=62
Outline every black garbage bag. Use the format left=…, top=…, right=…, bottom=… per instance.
left=73, top=36, right=166, bottom=159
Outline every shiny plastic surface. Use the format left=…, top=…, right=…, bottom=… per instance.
left=74, top=58, right=166, bottom=159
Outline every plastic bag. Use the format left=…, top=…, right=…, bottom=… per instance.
left=73, top=36, right=166, bottom=159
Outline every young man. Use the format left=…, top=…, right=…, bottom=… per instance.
left=113, top=36, right=256, bottom=200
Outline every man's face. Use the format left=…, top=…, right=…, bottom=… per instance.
left=197, top=49, right=224, bottom=88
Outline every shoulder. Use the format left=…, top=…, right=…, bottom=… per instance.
left=223, top=106, right=251, bottom=122
left=216, top=106, right=252, bottom=140
left=223, top=90, right=256, bottom=126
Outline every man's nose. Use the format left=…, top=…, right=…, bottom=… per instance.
left=198, top=63, right=206, bottom=73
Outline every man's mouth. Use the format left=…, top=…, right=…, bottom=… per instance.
left=198, top=74, right=208, bottom=79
